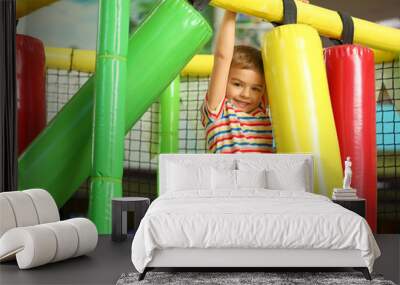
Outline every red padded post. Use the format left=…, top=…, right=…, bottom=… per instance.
left=324, top=45, right=377, bottom=232
left=16, top=34, right=46, bottom=155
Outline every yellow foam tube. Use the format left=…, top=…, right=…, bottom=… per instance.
left=17, top=0, right=58, bottom=19
left=262, top=24, right=342, bottom=196
left=44, top=47, right=214, bottom=76
left=181, top=54, right=213, bottom=77
left=210, top=0, right=400, bottom=53
left=372, top=49, right=399, bottom=64
left=71, top=49, right=96, bottom=73
left=44, top=47, right=72, bottom=71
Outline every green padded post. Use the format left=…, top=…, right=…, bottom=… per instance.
left=159, top=76, right=180, bottom=154
left=89, top=0, right=130, bottom=233
left=157, top=76, right=180, bottom=197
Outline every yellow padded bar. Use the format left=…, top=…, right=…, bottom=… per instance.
left=43, top=47, right=398, bottom=75
left=71, top=49, right=96, bottom=73
left=45, top=47, right=214, bottom=76
left=181, top=54, right=213, bottom=77
left=16, top=0, right=58, bottom=19
left=210, top=0, right=400, bottom=53
left=373, top=49, right=399, bottom=64
left=44, top=47, right=73, bottom=71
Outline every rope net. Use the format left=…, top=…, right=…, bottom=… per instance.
left=375, top=59, right=400, bottom=233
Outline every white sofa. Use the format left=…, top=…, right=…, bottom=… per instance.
left=0, top=189, right=98, bottom=269
left=132, top=153, right=379, bottom=281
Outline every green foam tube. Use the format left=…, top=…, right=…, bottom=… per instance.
left=159, top=76, right=180, bottom=154
left=89, top=0, right=130, bottom=233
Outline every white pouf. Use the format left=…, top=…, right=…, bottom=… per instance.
left=0, top=189, right=98, bottom=269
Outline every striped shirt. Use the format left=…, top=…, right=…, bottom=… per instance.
left=201, top=96, right=275, bottom=154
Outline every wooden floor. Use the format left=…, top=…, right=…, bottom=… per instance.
left=1, top=235, right=398, bottom=285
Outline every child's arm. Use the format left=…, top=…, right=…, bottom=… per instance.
left=207, top=10, right=236, bottom=112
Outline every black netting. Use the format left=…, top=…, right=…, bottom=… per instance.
left=124, top=101, right=160, bottom=172
left=46, top=69, right=91, bottom=123
left=179, top=75, right=209, bottom=154
left=375, top=59, right=400, bottom=233
left=46, top=70, right=211, bottom=216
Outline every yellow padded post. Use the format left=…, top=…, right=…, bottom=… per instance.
left=262, top=24, right=343, bottom=196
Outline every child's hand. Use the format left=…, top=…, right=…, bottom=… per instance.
left=224, top=10, right=237, bottom=20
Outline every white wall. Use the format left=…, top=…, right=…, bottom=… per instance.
left=17, top=0, right=99, bottom=50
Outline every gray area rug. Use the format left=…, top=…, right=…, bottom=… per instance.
left=116, top=272, right=396, bottom=285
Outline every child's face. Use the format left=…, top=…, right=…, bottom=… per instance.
left=226, top=68, right=265, bottom=113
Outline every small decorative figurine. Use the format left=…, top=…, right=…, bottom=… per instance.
left=342, top=156, right=352, bottom=189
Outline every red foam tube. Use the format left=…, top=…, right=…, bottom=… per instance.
left=324, top=45, right=377, bottom=232
left=16, top=34, right=46, bottom=155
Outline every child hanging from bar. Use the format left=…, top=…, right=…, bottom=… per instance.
left=201, top=4, right=308, bottom=153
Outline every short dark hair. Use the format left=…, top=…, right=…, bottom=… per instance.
left=231, top=45, right=264, bottom=75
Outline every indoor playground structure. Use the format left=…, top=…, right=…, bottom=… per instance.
left=12, top=0, right=400, bottom=234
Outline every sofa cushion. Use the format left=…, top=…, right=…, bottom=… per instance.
left=0, top=225, right=57, bottom=269
left=0, top=192, right=39, bottom=228
left=0, top=189, right=60, bottom=238
left=24, top=189, right=59, bottom=223
left=0, top=196, right=17, bottom=237
left=42, top=221, right=79, bottom=262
